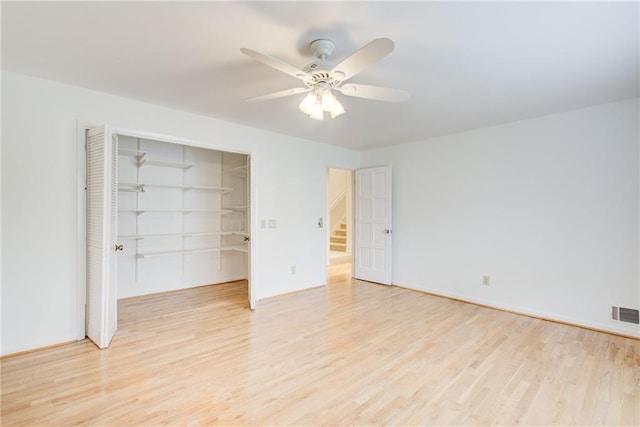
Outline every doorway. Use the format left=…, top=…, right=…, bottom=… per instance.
left=327, top=168, right=353, bottom=282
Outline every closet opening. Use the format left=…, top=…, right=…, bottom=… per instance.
left=81, top=126, right=253, bottom=349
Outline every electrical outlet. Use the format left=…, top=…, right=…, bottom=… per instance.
left=291, top=265, right=296, bottom=275
left=268, top=219, right=277, bottom=228
left=482, top=275, right=490, bottom=286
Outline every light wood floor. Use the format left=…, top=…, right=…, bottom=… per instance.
left=2, top=264, right=638, bottom=425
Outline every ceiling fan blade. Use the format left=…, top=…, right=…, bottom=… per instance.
left=337, top=84, right=409, bottom=102
left=246, top=87, right=311, bottom=102
left=331, top=38, right=395, bottom=82
left=240, top=48, right=309, bottom=81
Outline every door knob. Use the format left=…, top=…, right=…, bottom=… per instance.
left=384, top=229, right=392, bottom=234
left=115, top=244, right=124, bottom=251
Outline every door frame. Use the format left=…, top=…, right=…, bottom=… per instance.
left=75, top=121, right=256, bottom=340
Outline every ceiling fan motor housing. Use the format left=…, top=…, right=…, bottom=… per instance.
left=302, top=39, right=344, bottom=87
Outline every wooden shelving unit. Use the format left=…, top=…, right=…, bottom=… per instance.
left=117, top=144, right=248, bottom=264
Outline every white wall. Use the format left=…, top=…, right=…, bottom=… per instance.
left=361, top=98, right=639, bottom=337
left=328, top=168, right=349, bottom=206
left=1, top=71, right=359, bottom=355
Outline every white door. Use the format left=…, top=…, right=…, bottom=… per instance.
left=354, top=166, right=392, bottom=285
left=86, top=126, right=118, bottom=348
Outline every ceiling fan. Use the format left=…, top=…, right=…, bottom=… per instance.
left=240, top=38, right=409, bottom=120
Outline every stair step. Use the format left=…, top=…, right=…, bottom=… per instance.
left=335, top=230, right=346, bottom=236
left=331, top=236, right=346, bottom=244
left=330, top=243, right=347, bottom=252
left=339, top=223, right=347, bottom=229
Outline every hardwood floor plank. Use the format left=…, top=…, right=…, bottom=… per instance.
left=2, top=269, right=638, bottom=426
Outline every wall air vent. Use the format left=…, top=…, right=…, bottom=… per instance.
left=612, top=306, right=639, bottom=324
left=619, top=307, right=640, bottom=324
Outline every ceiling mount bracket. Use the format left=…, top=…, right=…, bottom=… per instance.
left=310, top=39, right=335, bottom=61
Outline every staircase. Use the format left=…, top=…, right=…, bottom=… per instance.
left=330, top=223, right=348, bottom=252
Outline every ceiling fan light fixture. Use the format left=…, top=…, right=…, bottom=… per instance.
left=298, top=88, right=345, bottom=120
left=309, top=103, right=324, bottom=120
left=329, top=99, right=345, bottom=119
left=323, top=89, right=345, bottom=119
left=298, top=92, right=316, bottom=115
left=300, top=89, right=342, bottom=120
left=321, top=89, right=337, bottom=110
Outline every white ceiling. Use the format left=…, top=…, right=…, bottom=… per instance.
left=2, top=1, right=638, bottom=150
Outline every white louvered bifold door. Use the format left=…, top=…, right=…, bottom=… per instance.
left=86, top=126, right=118, bottom=349
left=246, top=156, right=254, bottom=309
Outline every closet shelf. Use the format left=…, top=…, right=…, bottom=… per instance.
left=225, top=245, right=248, bottom=253
left=137, top=245, right=248, bottom=258
left=139, top=158, right=193, bottom=169
left=118, top=181, right=232, bottom=193
left=118, top=149, right=146, bottom=160
left=222, top=165, right=247, bottom=177
left=223, top=205, right=248, bottom=210
left=190, top=185, right=232, bottom=192
left=119, top=231, right=244, bottom=240
left=119, top=209, right=232, bottom=215
left=118, top=149, right=193, bottom=169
